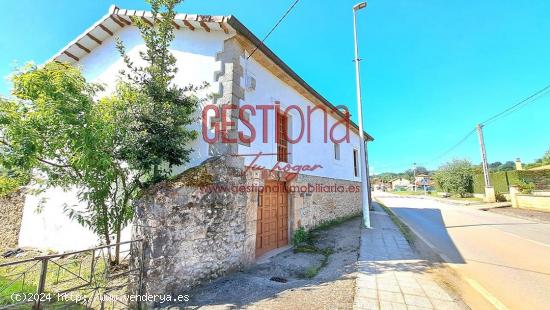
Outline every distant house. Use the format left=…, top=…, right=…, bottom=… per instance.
left=372, top=179, right=391, bottom=191
left=390, top=178, right=412, bottom=190
left=413, top=174, right=434, bottom=190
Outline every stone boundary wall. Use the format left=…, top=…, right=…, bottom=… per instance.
left=510, top=186, right=550, bottom=211
left=132, top=156, right=254, bottom=302
left=533, top=191, right=550, bottom=196
left=290, top=174, right=361, bottom=230
left=0, top=190, right=25, bottom=251
left=515, top=195, right=550, bottom=211
left=132, top=161, right=362, bottom=303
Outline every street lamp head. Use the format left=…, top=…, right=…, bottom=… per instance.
left=353, top=2, right=367, bottom=11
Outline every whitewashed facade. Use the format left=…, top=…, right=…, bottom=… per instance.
left=17, top=6, right=373, bottom=252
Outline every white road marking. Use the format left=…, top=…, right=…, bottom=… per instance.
left=497, top=229, right=550, bottom=249
left=465, top=277, right=509, bottom=310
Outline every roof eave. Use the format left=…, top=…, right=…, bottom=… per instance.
left=226, top=16, right=374, bottom=142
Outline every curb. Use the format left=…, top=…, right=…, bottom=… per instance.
left=374, top=197, right=509, bottom=310
left=373, top=198, right=450, bottom=262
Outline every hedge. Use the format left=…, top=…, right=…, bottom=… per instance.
left=473, top=174, right=484, bottom=194
left=473, top=171, right=508, bottom=193
left=492, top=171, right=510, bottom=193
left=513, top=170, right=550, bottom=190
left=473, top=169, right=550, bottom=194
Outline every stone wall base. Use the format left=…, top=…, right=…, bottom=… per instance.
left=0, top=190, right=25, bottom=251
left=289, top=174, right=361, bottom=231
left=132, top=156, right=252, bottom=303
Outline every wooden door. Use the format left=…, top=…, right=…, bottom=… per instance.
left=256, top=181, right=288, bottom=257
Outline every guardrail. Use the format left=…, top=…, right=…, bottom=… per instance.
left=0, top=239, right=143, bottom=309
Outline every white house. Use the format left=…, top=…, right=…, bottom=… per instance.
left=390, top=178, right=411, bottom=190
left=11, top=5, right=374, bottom=256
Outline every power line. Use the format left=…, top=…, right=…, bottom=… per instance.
left=424, top=84, right=550, bottom=167
left=428, top=128, right=477, bottom=165
left=247, top=0, right=301, bottom=60
left=481, top=84, right=550, bottom=126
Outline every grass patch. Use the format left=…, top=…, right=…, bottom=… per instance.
left=300, top=247, right=333, bottom=279
left=293, top=244, right=318, bottom=254
left=303, top=266, right=319, bottom=278
left=292, top=213, right=358, bottom=279
left=311, top=212, right=362, bottom=233
left=0, top=276, right=36, bottom=306
left=292, top=212, right=360, bottom=247
left=0, top=253, right=115, bottom=308
left=446, top=196, right=483, bottom=202
left=391, top=191, right=430, bottom=196
left=375, top=199, right=414, bottom=244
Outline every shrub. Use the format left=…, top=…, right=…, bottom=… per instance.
left=495, top=192, right=508, bottom=202
left=516, top=181, right=535, bottom=194
left=433, top=160, right=474, bottom=197
left=516, top=170, right=550, bottom=190
left=292, top=227, right=312, bottom=246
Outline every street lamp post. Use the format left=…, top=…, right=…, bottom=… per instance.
left=353, top=2, right=371, bottom=228
left=413, top=162, right=417, bottom=192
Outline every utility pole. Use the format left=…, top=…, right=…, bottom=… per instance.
left=352, top=2, right=371, bottom=228
left=476, top=124, right=496, bottom=202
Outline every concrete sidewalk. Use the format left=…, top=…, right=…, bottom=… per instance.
left=353, top=203, right=465, bottom=310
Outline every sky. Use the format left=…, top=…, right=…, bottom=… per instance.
left=1, top=0, right=549, bottom=173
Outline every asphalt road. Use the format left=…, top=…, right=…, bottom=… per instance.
left=374, top=192, right=550, bottom=310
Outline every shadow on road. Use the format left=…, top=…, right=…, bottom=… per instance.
left=390, top=206, right=466, bottom=264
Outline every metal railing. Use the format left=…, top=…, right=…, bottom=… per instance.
left=0, top=239, right=143, bottom=309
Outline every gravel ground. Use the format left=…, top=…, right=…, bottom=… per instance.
left=487, top=207, right=550, bottom=223
left=170, top=217, right=362, bottom=310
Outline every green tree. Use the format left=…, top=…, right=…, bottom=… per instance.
left=433, top=159, right=474, bottom=197
left=0, top=160, right=28, bottom=197
left=0, top=62, right=138, bottom=264
left=115, top=0, right=200, bottom=184
left=489, top=161, right=502, bottom=171
left=497, top=161, right=515, bottom=171
left=0, top=0, right=203, bottom=263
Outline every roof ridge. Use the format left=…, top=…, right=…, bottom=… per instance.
left=45, top=5, right=374, bottom=141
